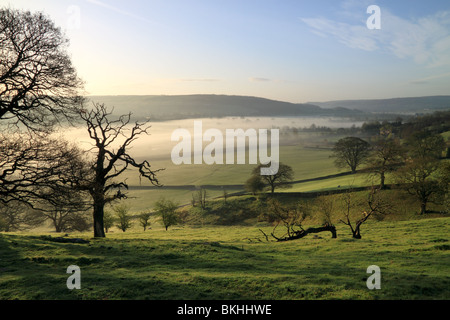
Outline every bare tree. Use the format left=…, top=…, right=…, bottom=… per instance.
left=395, top=131, right=446, bottom=214
left=339, top=188, right=391, bottom=239
left=367, top=135, right=405, bottom=189
left=0, top=135, right=91, bottom=231
left=314, top=194, right=335, bottom=226
left=195, top=188, right=207, bottom=210
left=79, top=103, right=162, bottom=237
left=1, top=8, right=86, bottom=218
left=0, top=7, right=84, bottom=132
left=0, top=134, right=44, bottom=204
left=0, top=133, right=89, bottom=207
left=0, top=200, right=44, bottom=231
left=251, top=162, right=294, bottom=193
left=37, top=184, right=91, bottom=233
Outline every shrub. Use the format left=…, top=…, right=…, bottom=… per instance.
left=114, top=205, right=132, bottom=232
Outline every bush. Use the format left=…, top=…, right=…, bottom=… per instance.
left=138, top=212, right=151, bottom=231
left=103, top=210, right=115, bottom=233
left=114, top=205, right=132, bottom=232
left=154, top=198, right=179, bottom=231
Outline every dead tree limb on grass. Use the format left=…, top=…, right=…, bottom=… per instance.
left=259, top=199, right=337, bottom=242
left=271, top=224, right=337, bottom=241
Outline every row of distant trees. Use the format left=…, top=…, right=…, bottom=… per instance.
left=244, top=121, right=448, bottom=241
left=244, top=124, right=449, bottom=216
left=102, top=199, right=179, bottom=233
left=331, top=129, right=449, bottom=215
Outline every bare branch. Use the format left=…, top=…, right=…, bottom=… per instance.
left=78, top=103, right=163, bottom=237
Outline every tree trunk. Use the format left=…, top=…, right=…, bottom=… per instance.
left=349, top=220, right=365, bottom=239
left=274, top=225, right=337, bottom=241
left=93, top=201, right=105, bottom=238
left=352, top=224, right=362, bottom=239
left=52, top=218, right=61, bottom=233
left=420, top=201, right=427, bottom=215
left=380, top=171, right=386, bottom=189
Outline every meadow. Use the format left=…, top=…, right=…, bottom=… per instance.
left=0, top=217, right=448, bottom=300
left=118, top=146, right=340, bottom=211
left=1, top=116, right=448, bottom=301
left=57, top=117, right=352, bottom=212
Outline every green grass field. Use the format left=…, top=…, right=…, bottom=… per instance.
left=1, top=217, right=449, bottom=300
left=1, top=129, right=448, bottom=301
left=118, top=145, right=350, bottom=212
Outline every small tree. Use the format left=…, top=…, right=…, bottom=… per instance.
left=314, top=194, right=335, bottom=226
left=195, top=188, right=207, bottom=210
left=139, top=212, right=152, bottom=231
left=37, top=179, right=91, bottom=233
left=103, top=210, right=115, bottom=233
left=395, top=131, right=446, bottom=214
left=339, top=188, right=391, bottom=239
left=245, top=175, right=265, bottom=195
left=114, top=204, right=132, bottom=232
left=251, top=162, right=294, bottom=193
left=64, top=212, right=91, bottom=232
left=223, top=189, right=228, bottom=203
left=154, top=197, right=179, bottom=231
left=439, top=162, right=450, bottom=212
left=332, top=137, right=371, bottom=173
left=0, top=200, right=44, bottom=232
left=367, top=135, right=405, bottom=189
left=0, top=134, right=90, bottom=209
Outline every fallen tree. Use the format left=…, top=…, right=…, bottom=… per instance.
left=258, top=199, right=337, bottom=242
left=266, top=224, right=337, bottom=242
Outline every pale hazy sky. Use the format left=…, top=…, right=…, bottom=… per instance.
left=2, top=0, right=450, bottom=103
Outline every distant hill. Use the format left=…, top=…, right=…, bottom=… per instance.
left=309, top=96, right=450, bottom=113
left=85, top=94, right=450, bottom=121
left=86, top=95, right=363, bottom=121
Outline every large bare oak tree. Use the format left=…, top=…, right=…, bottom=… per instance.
left=0, top=8, right=84, bottom=132
left=79, top=103, right=162, bottom=237
left=1, top=7, right=85, bottom=215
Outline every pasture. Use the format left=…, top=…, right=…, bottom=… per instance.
left=0, top=217, right=448, bottom=300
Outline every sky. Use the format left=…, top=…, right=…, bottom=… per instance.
left=2, top=0, right=450, bottom=103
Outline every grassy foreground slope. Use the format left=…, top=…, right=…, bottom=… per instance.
left=1, top=217, right=449, bottom=300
